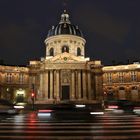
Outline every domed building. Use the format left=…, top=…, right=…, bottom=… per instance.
left=29, top=11, right=103, bottom=104
left=1, top=11, right=140, bottom=105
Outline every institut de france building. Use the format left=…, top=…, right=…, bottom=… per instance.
left=0, top=11, right=103, bottom=104
left=0, top=11, right=140, bottom=104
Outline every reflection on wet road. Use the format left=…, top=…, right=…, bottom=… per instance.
left=0, top=112, right=140, bottom=139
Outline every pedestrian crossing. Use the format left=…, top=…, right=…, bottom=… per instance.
left=0, top=113, right=140, bottom=140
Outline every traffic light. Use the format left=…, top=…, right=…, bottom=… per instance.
left=31, top=92, right=35, bottom=110
left=31, top=93, right=35, bottom=98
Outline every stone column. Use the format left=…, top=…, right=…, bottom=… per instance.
left=42, top=72, right=46, bottom=98
left=56, top=70, right=60, bottom=100
left=75, top=71, right=78, bottom=99
left=39, top=73, right=43, bottom=99
left=87, top=70, right=91, bottom=100
left=44, top=71, right=48, bottom=99
left=50, top=70, right=53, bottom=99
left=82, top=70, right=87, bottom=99
left=53, top=70, right=56, bottom=99
left=71, top=70, right=75, bottom=99
left=78, top=70, right=81, bottom=99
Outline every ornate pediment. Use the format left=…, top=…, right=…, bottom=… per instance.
left=45, top=52, right=88, bottom=63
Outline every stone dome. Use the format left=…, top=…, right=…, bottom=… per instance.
left=47, top=10, right=84, bottom=38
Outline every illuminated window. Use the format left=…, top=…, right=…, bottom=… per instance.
left=77, top=47, right=81, bottom=56
left=119, top=87, right=125, bottom=90
left=131, top=71, right=137, bottom=82
left=62, top=46, right=69, bottom=53
left=5, top=73, right=12, bottom=83
left=106, top=73, right=112, bottom=83
left=19, top=73, right=24, bottom=84
left=49, top=48, right=54, bottom=56
left=132, top=86, right=137, bottom=90
left=118, top=72, right=124, bottom=83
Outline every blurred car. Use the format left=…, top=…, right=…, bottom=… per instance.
left=0, top=99, right=19, bottom=114
left=14, top=102, right=26, bottom=110
left=37, top=103, right=96, bottom=120
left=105, top=99, right=134, bottom=114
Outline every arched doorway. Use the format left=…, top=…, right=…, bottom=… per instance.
left=131, top=86, right=138, bottom=101
left=118, top=87, right=126, bottom=99
left=15, top=89, right=25, bottom=103
left=49, top=48, right=54, bottom=56
left=106, top=87, right=115, bottom=100
left=77, top=47, right=81, bottom=56
left=62, top=46, right=69, bottom=53
left=61, top=85, right=70, bottom=100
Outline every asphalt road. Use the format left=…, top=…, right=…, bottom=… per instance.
left=0, top=111, right=140, bottom=140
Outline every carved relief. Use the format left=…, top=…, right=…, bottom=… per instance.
left=45, top=63, right=86, bottom=70
left=61, top=70, right=71, bottom=85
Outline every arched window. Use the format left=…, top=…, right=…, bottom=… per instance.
left=77, top=47, right=81, bottom=56
left=119, top=87, right=125, bottom=90
left=132, top=86, right=137, bottom=90
left=62, top=46, right=69, bottom=53
left=49, top=48, right=54, bottom=56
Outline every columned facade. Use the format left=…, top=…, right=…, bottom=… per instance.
left=0, top=11, right=103, bottom=105
left=32, top=60, right=102, bottom=104
left=29, top=11, right=103, bottom=105
left=1, top=11, right=140, bottom=105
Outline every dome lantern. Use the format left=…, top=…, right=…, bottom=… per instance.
left=59, top=10, right=71, bottom=24
left=47, top=10, right=84, bottom=38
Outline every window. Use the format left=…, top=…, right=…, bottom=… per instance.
left=118, top=72, right=124, bottom=83
left=106, top=73, right=112, bottom=83
left=132, top=86, right=137, bottom=90
left=131, top=71, right=137, bottom=82
left=19, top=73, right=24, bottom=84
left=77, top=47, right=81, bottom=56
left=49, top=48, right=54, bottom=56
left=119, top=87, right=125, bottom=90
left=5, top=73, right=12, bottom=83
left=62, top=46, right=69, bottom=53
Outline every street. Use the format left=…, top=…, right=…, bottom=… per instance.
left=0, top=112, right=140, bottom=140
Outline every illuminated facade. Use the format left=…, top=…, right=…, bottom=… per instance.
left=29, top=11, right=103, bottom=104
left=0, top=11, right=103, bottom=104
left=0, top=65, right=29, bottom=103
left=1, top=11, right=139, bottom=104
left=103, top=63, right=140, bottom=102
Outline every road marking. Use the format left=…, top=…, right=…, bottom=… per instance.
left=0, top=129, right=140, bottom=134
left=0, top=113, right=140, bottom=140
left=0, top=135, right=140, bottom=140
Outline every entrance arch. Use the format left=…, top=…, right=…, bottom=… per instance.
left=61, top=85, right=70, bottom=100
left=131, top=86, right=138, bottom=101
left=118, top=87, right=126, bottom=100
left=15, top=89, right=25, bottom=103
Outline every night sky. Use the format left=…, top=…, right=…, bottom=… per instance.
left=0, top=0, right=140, bottom=66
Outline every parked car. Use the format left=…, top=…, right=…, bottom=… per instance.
left=105, top=99, right=134, bottom=114
left=0, top=99, right=19, bottom=114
